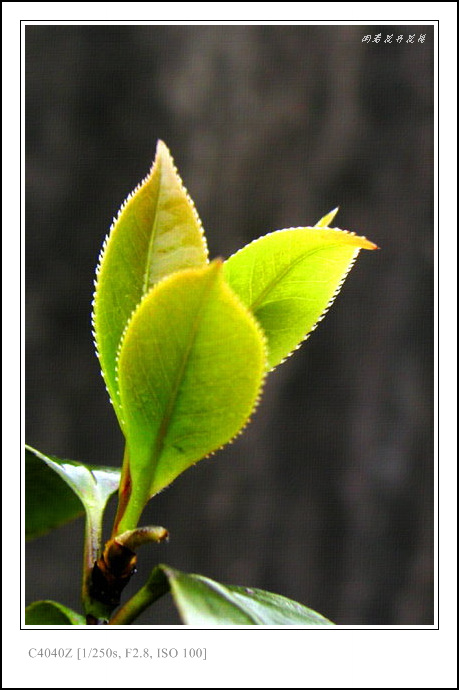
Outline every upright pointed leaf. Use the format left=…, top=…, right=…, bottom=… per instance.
left=116, top=262, right=266, bottom=532
left=25, top=447, right=84, bottom=539
left=92, top=141, right=208, bottom=423
left=25, top=445, right=120, bottom=529
left=162, top=567, right=334, bottom=625
left=315, top=207, right=339, bottom=227
left=224, top=226, right=377, bottom=369
left=25, top=600, right=85, bottom=625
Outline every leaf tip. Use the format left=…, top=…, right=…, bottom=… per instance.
left=156, top=138, right=169, bottom=156
left=358, top=235, right=379, bottom=251
left=315, top=207, right=340, bottom=227
left=154, top=139, right=176, bottom=173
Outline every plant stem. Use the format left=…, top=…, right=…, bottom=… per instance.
left=81, top=506, right=104, bottom=618
left=111, top=445, right=131, bottom=537
left=108, top=565, right=170, bottom=625
left=113, top=481, right=151, bottom=537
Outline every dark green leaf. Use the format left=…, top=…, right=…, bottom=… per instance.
left=25, top=447, right=84, bottom=539
left=161, top=566, right=334, bottom=625
left=25, top=600, right=85, bottom=625
left=25, top=445, right=120, bottom=534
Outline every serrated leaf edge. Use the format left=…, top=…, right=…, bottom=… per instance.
left=226, top=226, right=377, bottom=265
left=91, top=141, right=209, bottom=419
left=269, top=247, right=362, bottom=371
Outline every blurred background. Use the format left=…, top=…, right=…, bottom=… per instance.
left=25, top=24, right=434, bottom=625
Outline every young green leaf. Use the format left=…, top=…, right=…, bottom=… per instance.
left=25, top=600, right=85, bottom=625
left=315, top=207, right=339, bottom=227
left=163, top=566, right=334, bottom=625
left=115, top=262, right=266, bottom=532
left=224, top=226, right=377, bottom=369
left=25, top=447, right=84, bottom=540
left=92, top=140, right=208, bottom=424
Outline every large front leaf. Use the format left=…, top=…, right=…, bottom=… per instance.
left=25, top=447, right=84, bottom=539
left=25, top=600, right=85, bottom=625
left=92, top=140, right=208, bottom=424
left=224, top=226, right=377, bottom=369
left=162, top=566, right=334, bottom=625
left=115, top=262, right=266, bottom=532
left=25, top=445, right=120, bottom=533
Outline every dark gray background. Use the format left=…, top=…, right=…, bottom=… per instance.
left=25, top=24, right=434, bottom=625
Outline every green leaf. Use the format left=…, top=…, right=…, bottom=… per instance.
left=162, top=566, right=334, bottom=625
left=92, top=140, right=208, bottom=425
left=224, top=226, right=377, bottom=369
left=25, top=600, right=85, bottom=625
left=25, top=447, right=84, bottom=539
left=116, top=262, right=266, bottom=531
left=25, top=445, right=120, bottom=530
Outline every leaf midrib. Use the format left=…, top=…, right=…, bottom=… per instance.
left=141, top=158, right=162, bottom=296
left=250, top=243, right=344, bottom=313
left=148, top=269, right=218, bottom=490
